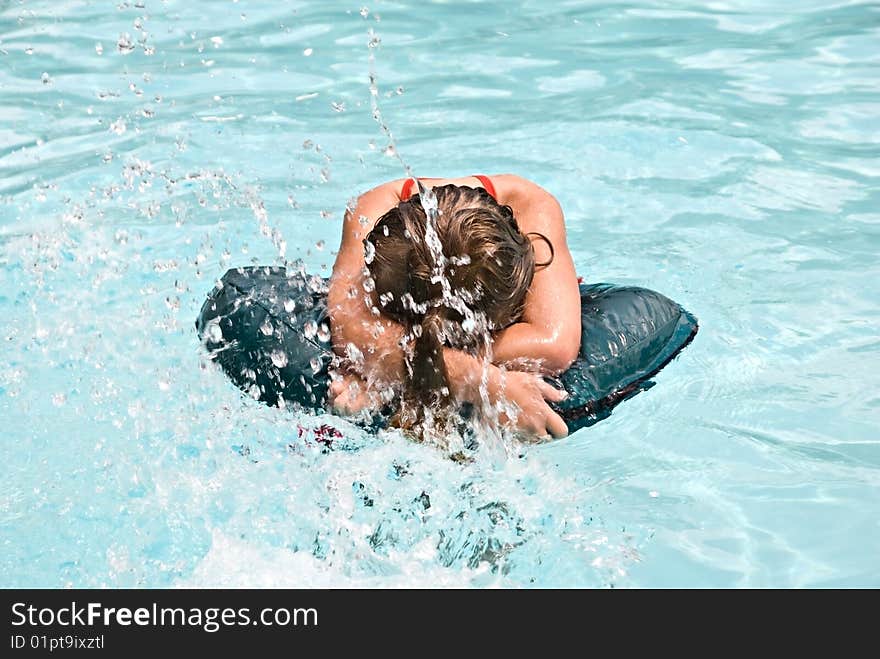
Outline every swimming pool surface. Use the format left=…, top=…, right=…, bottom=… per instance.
left=1, top=0, right=878, bottom=587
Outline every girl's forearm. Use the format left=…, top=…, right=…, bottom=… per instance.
left=330, top=271, right=513, bottom=404
left=328, top=281, right=407, bottom=383
left=332, top=315, right=500, bottom=406
left=443, top=348, right=503, bottom=404
left=330, top=296, right=501, bottom=405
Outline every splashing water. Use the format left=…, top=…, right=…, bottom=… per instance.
left=366, top=27, right=514, bottom=455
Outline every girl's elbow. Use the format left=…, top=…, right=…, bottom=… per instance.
left=545, top=341, right=580, bottom=375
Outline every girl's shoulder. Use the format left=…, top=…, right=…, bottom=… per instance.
left=490, top=174, right=556, bottom=205
left=490, top=175, right=564, bottom=232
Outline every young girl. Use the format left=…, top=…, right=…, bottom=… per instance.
left=327, top=174, right=581, bottom=441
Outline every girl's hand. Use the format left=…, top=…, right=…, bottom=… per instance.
left=329, top=359, right=569, bottom=441
left=493, top=370, right=569, bottom=441
left=328, top=372, right=372, bottom=417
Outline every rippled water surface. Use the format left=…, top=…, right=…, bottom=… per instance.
left=2, top=0, right=878, bottom=587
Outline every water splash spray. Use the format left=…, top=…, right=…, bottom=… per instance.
left=366, top=27, right=511, bottom=456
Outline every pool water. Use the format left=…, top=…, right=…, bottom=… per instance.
left=2, top=0, right=878, bottom=588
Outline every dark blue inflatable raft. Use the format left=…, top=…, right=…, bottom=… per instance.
left=196, top=266, right=698, bottom=433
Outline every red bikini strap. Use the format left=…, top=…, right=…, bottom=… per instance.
left=402, top=176, right=495, bottom=200
left=400, top=177, right=416, bottom=200
left=473, top=174, right=497, bottom=200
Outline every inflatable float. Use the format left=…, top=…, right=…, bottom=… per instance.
left=196, top=266, right=698, bottom=433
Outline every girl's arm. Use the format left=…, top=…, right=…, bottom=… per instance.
left=326, top=180, right=408, bottom=384
left=489, top=175, right=582, bottom=375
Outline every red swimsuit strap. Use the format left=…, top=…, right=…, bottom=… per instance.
left=399, top=177, right=416, bottom=200
left=473, top=174, right=497, bottom=200
left=400, top=175, right=496, bottom=201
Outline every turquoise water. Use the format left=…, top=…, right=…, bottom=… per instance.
left=2, top=0, right=878, bottom=587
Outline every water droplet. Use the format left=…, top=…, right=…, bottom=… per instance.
left=383, top=144, right=396, bottom=157
left=310, top=356, right=323, bottom=374
left=345, top=342, right=364, bottom=364
left=270, top=350, right=288, bottom=368
left=331, top=101, right=345, bottom=112
left=40, top=72, right=51, bottom=85
left=109, top=117, right=126, bottom=135
left=315, top=240, right=325, bottom=251
left=283, top=299, right=296, bottom=313
left=303, top=47, right=313, bottom=56
left=303, top=320, right=317, bottom=339
left=316, top=323, right=331, bottom=342
left=153, top=260, right=178, bottom=272
left=206, top=320, right=223, bottom=343
left=364, top=241, right=376, bottom=264
left=260, top=319, right=274, bottom=336
left=117, top=33, right=135, bottom=54
left=210, top=36, right=223, bottom=47
left=52, top=393, right=66, bottom=407
left=360, top=7, right=369, bottom=18
left=362, top=276, right=375, bottom=293
left=25, top=47, right=34, bottom=55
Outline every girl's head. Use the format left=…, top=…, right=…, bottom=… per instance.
left=364, top=183, right=550, bottom=431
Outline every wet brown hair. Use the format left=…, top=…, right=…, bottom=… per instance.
left=364, top=183, right=553, bottom=432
